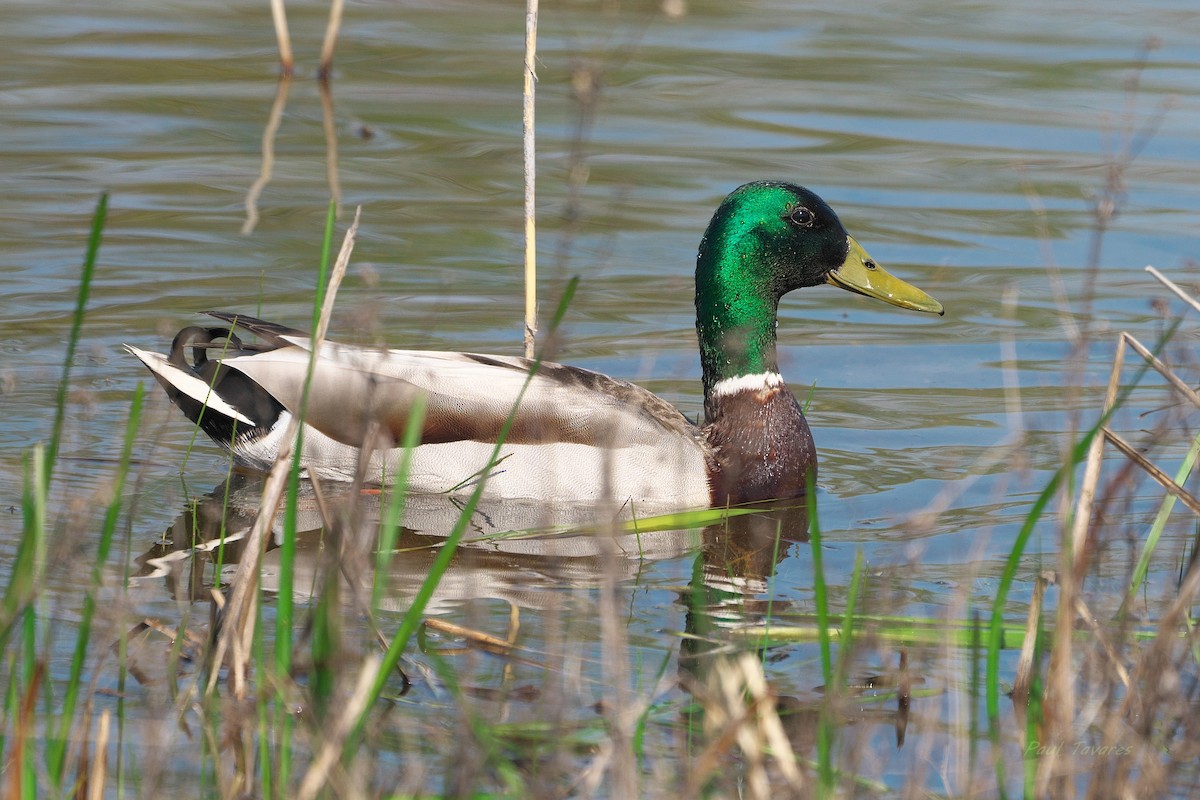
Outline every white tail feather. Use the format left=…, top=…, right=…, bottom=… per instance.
left=123, top=345, right=257, bottom=426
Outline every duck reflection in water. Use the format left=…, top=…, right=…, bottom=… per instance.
left=132, top=473, right=910, bottom=765
left=135, top=473, right=807, bottom=609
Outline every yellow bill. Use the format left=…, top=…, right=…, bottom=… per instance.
left=826, top=236, right=944, bottom=315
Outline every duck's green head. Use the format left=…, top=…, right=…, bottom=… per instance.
left=695, top=181, right=942, bottom=394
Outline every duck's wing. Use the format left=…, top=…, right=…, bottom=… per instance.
left=208, top=313, right=704, bottom=454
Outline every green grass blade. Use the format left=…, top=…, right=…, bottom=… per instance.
left=275, top=200, right=339, bottom=793
left=21, top=609, right=38, bottom=800
left=0, top=451, right=48, bottom=649
left=277, top=199, right=338, bottom=675
left=835, top=550, right=865, bottom=687
left=735, top=613, right=1038, bottom=649
left=45, top=192, right=107, bottom=483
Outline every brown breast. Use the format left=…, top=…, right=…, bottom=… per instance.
left=704, top=383, right=815, bottom=505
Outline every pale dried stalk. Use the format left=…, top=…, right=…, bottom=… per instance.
left=1013, top=573, right=1048, bottom=708
left=1100, top=427, right=1200, bottom=516
left=423, top=618, right=516, bottom=653
left=725, top=661, right=768, bottom=800
left=737, top=653, right=804, bottom=792
left=522, top=0, right=539, bottom=358
left=318, top=0, right=345, bottom=80
left=87, top=710, right=110, bottom=800
left=1052, top=293, right=1186, bottom=788
left=295, top=655, right=380, bottom=800
left=269, top=0, right=293, bottom=75
left=1068, top=326, right=1200, bottom=555
left=1146, top=264, right=1200, bottom=314
left=679, top=654, right=804, bottom=799
left=1122, top=332, right=1200, bottom=410
left=207, top=206, right=362, bottom=698
left=1070, top=334, right=1124, bottom=563
left=1042, top=328, right=1127, bottom=792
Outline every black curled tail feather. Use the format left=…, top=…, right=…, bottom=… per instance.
left=204, top=311, right=309, bottom=348
left=168, top=326, right=245, bottom=369
left=154, top=326, right=287, bottom=450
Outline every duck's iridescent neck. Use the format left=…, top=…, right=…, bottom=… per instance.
left=694, top=215, right=785, bottom=419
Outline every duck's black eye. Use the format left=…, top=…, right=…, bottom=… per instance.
left=786, top=206, right=816, bottom=228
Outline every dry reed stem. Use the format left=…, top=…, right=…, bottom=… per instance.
left=207, top=206, right=361, bottom=698
left=1048, top=264, right=1200, bottom=795
left=728, top=665, right=768, bottom=800
left=1100, top=427, right=1200, bottom=517
left=318, top=0, right=345, bottom=81
left=242, top=75, right=292, bottom=235
left=737, top=653, right=803, bottom=792
left=679, top=653, right=803, bottom=799
left=1069, top=323, right=1200, bottom=532
left=1065, top=326, right=1200, bottom=568
left=522, top=0, right=539, bottom=358
left=506, top=601, right=520, bottom=646
left=1037, top=50, right=1168, bottom=791
left=86, top=710, right=109, bottom=800
left=1121, top=332, right=1200, bottom=411
left=1070, top=333, right=1125, bottom=568
left=306, top=470, right=336, bottom=533
left=423, top=618, right=517, bottom=654
left=269, top=0, right=293, bottom=75
left=1146, top=265, right=1200, bottom=314
left=295, top=654, right=379, bottom=800
left=1012, top=572, right=1047, bottom=710
left=678, top=679, right=745, bottom=797
left=1043, top=325, right=1127, bottom=791
left=499, top=602, right=521, bottom=687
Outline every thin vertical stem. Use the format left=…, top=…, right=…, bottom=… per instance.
left=269, top=0, right=293, bottom=75
left=318, top=0, right=345, bottom=81
left=522, top=0, right=539, bottom=358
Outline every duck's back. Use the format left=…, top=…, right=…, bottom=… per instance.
left=218, top=337, right=715, bottom=507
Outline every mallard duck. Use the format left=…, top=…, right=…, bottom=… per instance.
left=128, top=182, right=942, bottom=507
